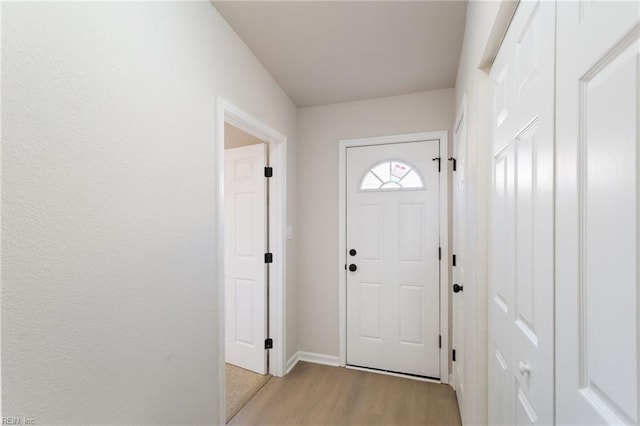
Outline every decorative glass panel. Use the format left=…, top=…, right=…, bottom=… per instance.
left=390, top=161, right=410, bottom=182
left=361, top=172, right=383, bottom=190
left=359, top=160, right=425, bottom=191
left=371, top=162, right=390, bottom=183
left=400, top=170, right=423, bottom=188
left=381, top=181, right=402, bottom=189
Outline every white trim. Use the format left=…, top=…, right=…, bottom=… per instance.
left=286, top=352, right=300, bottom=374
left=345, top=365, right=442, bottom=384
left=451, top=97, right=467, bottom=390
left=297, top=351, right=341, bottom=367
left=338, top=131, right=450, bottom=384
left=216, top=97, right=288, bottom=426
left=453, top=93, right=473, bottom=423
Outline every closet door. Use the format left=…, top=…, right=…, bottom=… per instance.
left=556, top=2, right=639, bottom=424
left=489, top=1, right=555, bottom=424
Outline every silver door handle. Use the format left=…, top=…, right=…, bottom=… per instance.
left=518, top=361, right=531, bottom=375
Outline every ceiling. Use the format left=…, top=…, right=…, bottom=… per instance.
left=213, top=1, right=468, bottom=108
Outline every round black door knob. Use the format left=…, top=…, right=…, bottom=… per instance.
left=453, top=283, right=463, bottom=293
left=349, top=249, right=357, bottom=256
left=348, top=264, right=357, bottom=272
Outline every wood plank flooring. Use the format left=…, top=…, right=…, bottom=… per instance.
left=228, top=362, right=461, bottom=425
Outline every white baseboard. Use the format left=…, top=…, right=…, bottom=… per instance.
left=288, top=351, right=340, bottom=368
left=298, top=351, right=340, bottom=366
left=286, top=352, right=300, bottom=374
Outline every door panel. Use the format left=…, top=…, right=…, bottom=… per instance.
left=491, top=146, right=517, bottom=426
left=556, top=1, right=639, bottom=424
left=360, top=282, right=382, bottom=340
left=400, top=203, right=424, bottom=262
left=489, top=1, right=555, bottom=424
left=346, top=141, right=441, bottom=378
left=224, top=144, right=267, bottom=374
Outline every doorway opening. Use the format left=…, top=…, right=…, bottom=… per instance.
left=223, top=123, right=270, bottom=422
left=338, top=131, right=450, bottom=384
left=216, top=98, right=287, bottom=424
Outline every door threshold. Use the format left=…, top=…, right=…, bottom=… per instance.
left=346, top=364, right=441, bottom=383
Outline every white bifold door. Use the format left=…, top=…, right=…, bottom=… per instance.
left=556, top=1, right=640, bottom=424
left=224, top=144, right=267, bottom=375
left=489, top=1, right=555, bottom=424
left=346, top=140, right=441, bottom=378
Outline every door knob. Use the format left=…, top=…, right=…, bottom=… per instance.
left=348, top=264, right=357, bottom=272
left=453, top=283, right=463, bottom=293
left=518, top=361, right=531, bottom=375
left=349, top=249, right=357, bottom=256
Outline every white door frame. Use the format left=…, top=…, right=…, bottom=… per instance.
left=452, top=94, right=474, bottom=422
left=338, top=131, right=450, bottom=383
left=216, top=97, right=287, bottom=424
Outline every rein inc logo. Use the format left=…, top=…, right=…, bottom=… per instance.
left=2, top=418, right=36, bottom=425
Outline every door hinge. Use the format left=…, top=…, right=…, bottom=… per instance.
left=452, top=254, right=457, bottom=267
left=448, top=157, right=457, bottom=171
left=432, top=157, right=441, bottom=172
left=439, top=335, right=442, bottom=349
left=264, top=166, right=273, bottom=178
left=452, top=349, right=457, bottom=362
left=439, top=247, right=442, bottom=260
left=264, top=253, right=273, bottom=263
left=265, top=338, right=273, bottom=349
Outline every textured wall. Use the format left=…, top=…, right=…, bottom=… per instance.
left=2, top=2, right=296, bottom=424
left=296, top=89, right=454, bottom=357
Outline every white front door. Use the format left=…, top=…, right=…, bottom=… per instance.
left=345, top=140, right=441, bottom=378
left=556, top=2, right=639, bottom=424
left=224, top=144, right=267, bottom=374
left=453, top=106, right=468, bottom=418
left=489, top=1, right=555, bottom=424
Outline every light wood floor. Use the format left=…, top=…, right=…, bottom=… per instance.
left=228, top=362, right=461, bottom=425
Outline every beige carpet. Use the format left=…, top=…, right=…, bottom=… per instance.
left=226, top=363, right=271, bottom=423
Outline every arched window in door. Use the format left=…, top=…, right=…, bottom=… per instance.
left=359, top=159, right=425, bottom=191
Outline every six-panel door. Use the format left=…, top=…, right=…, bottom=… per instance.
left=490, top=1, right=555, bottom=424
left=224, top=144, right=268, bottom=375
left=346, top=140, right=441, bottom=378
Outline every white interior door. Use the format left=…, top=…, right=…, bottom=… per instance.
left=556, top=2, right=639, bottom=424
left=345, top=140, right=441, bottom=378
left=224, top=144, right=267, bottom=374
left=453, top=107, right=468, bottom=419
left=489, top=1, right=555, bottom=424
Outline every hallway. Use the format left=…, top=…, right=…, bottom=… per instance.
left=229, top=362, right=461, bottom=425
left=2, top=1, right=638, bottom=424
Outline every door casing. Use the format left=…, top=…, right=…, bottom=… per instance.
left=452, top=95, right=468, bottom=417
left=216, top=97, right=288, bottom=425
left=338, top=131, right=450, bottom=383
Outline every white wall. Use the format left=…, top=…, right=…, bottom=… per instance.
left=453, top=1, right=505, bottom=424
left=296, top=89, right=454, bottom=358
left=2, top=2, right=297, bottom=424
